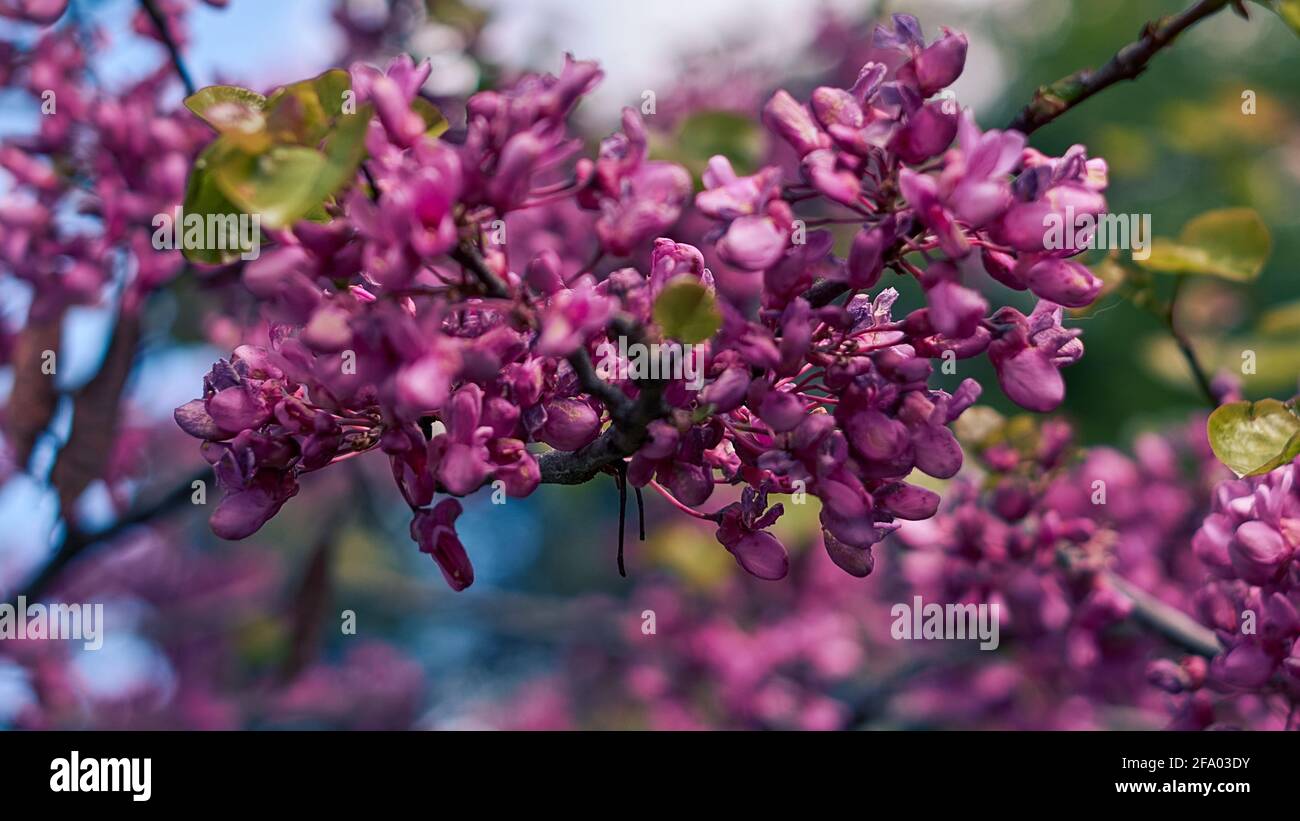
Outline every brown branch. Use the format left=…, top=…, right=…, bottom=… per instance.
left=1104, top=570, right=1222, bottom=658
left=1008, top=0, right=1234, bottom=135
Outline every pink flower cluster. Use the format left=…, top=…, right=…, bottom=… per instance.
left=175, top=15, right=1111, bottom=590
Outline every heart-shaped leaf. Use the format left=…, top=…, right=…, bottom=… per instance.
left=1207, top=398, right=1300, bottom=477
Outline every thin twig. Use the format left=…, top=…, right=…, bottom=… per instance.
left=1008, top=0, right=1233, bottom=135
left=140, top=0, right=196, bottom=96
left=615, top=465, right=627, bottom=577
left=1166, top=277, right=1218, bottom=407
left=13, top=466, right=211, bottom=601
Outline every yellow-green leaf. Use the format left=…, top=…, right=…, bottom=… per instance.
left=1207, top=398, right=1300, bottom=477
left=1253, top=0, right=1300, bottom=37
left=185, top=85, right=270, bottom=152
left=1137, top=208, right=1271, bottom=282
left=652, top=277, right=722, bottom=343
left=213, top=146, right=330, bottom=229
left=1257, top=300, right=1300, bottom=336
left=265, top=69, right=352, bottom=147
left=411, top=97, right=450, bottom=139
left=181, top=142, right=257, bottom=264
left=314, top=103, right=373, bottom=203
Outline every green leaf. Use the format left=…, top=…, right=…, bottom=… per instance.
left=654, top=110, right=765, bottom=183
left=1207, top=398, right=1300, bottom=477
left=265, top=69, right=353, bottom=147
left=1136, top=207, right=1271, bottom=282
left=411, top=97, right=450, bottom=139
left=1257, top=300, right=1300, bottom=336
left=184, top=86, right=270, bottom=152
left=314, top=103, right=373, bottom=203
left=653, top=277, right=722, bottom=343
left=213, top=146, right=331, bottom=229
left=181, top=70, right=374, bottom=238
left=181, top=142, right=257, bottom=264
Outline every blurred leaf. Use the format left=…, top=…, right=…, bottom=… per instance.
left=1142, top=334, right=1300, bottom=393
left=952, top=406, right=1007, bottom=449
left=1094, top=125, right=1154, bottom=177
left=185, top=85, right=270, bottom=152
left=646, top=522, right=733, bottom=590
left=213, top=146, right=330, bottom=229
left=411, top=97, right=450, bottom=138
left=1253, top=0, right=1300, bottom=37
left=181, top=142, right=257, bottom=263
left=653, top=277, right=722, bottom=343
left=652, top=110, right=764, bottom=183
left=236, top=614, right=289, bottom=667
left=1207, top=398, right=1300, bottom=477
left=315, top=103, right=374, bottom=203
left=183, top=71, right=373, bottom=240
left=1257, top=300, right=1300, bottom=336
left=265, top=69, right=352, bottom=146
left=1136, top=208, right=1271, bottom=282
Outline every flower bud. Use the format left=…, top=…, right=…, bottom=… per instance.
left=1229, top=520, right=1291, bottom=584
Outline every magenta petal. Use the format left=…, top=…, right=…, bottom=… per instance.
left=718, top=215, right=789, bottom=271
left=207, top=387, right=271, bottom=432
left=823, top=530, right=875, bottom=578
left=175, top=398, right=233, bottom=440
left=996, top=347, right=1065, bottom=412
left=728, top=531, right=789, bottom=580
left=759, top=390, right=805, bottom=433
left=911, top=424, right=963, bottom=479
left=875, top=481, right=940, bottom=520
left=410, top=499, right=474, bottom=591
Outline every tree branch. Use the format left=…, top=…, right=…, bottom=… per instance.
left=1104, top=570, right=1222, bottom=658
left=140, top=0, right=196, bottom=97
left=1008, top=0, right=1233, bottom=135
left=12, top=466, right=211, bottom=601
left=1165, top=278, right=1218, bottom=407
